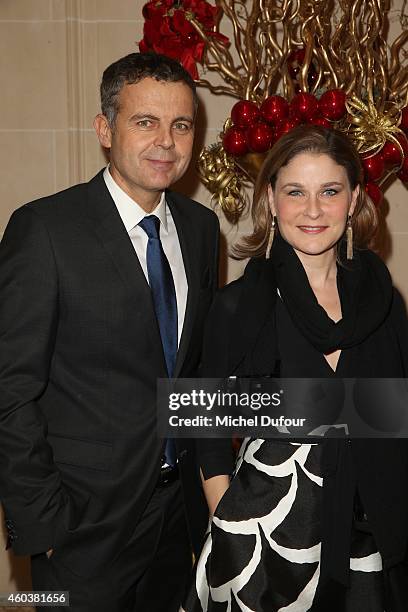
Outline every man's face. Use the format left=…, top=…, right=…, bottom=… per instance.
left=95, top=77, right=195, bottom=211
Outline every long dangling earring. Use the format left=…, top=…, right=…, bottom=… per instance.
left=346, top=214, right=353, bottom=260
left=266, top=216, right=276, bottom=259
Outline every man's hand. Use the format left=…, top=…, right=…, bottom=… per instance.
left=46, top=549, right=53, bottom=559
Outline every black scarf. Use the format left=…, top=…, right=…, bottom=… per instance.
left=270, top=232, right=393, bottom=354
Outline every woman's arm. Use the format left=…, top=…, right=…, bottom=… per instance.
left=197, top=280, right=243, bottom=513
left=200, top=471, right=230, bottom=515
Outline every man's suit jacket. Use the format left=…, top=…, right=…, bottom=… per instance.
left=0, top=170, right=219, bottom=577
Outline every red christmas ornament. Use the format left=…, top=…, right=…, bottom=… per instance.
left=397, top=156, right=408, bottom=183
left=308, top=68, right=318, bottom=90
left=260, top=95, right=289, bottom=125
left=231, top=100, right=260, bottom=128
left=319, top=89, right=347, bottom=121
left=288, top=106, right=302, bottom=121
left=247, top=122, right=275, bottom=153
left=223, top=126, right=248, bottom=156
left=362, top=153, right=385, bottom=182
left=397, top=134, right=408, bottom=155
left=287, top=48, right=318, bottom=90
left=400, top=107, right=408, bottom=133
left=365, top=182, right=383, bottom=207
left=381, top=141, right=403, bottom=168
left=275, top=116, right=301, bottom=140
left=287, top=48, right=305, bottom=79
left=309, top=115, right=331, bottom=129
left=291, top=93, right=319, bottom=121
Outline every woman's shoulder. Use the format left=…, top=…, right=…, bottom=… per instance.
left=214, top=277, right=244, bottom=314
left=214, top=257, right=268, bottom=315
left=390, top=285, right=408, bottom=322
left=357, top=247, right=392, bottom=277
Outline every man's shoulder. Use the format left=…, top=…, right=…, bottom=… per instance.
left=15, top=171, right=104, bottom=220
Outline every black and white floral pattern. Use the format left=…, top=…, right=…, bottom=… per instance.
left=183, top=439, right=383, bottom=612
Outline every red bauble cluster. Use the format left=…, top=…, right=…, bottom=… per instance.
left=365, top=182, right=383, bottom=207
left=223, top=89, right=347, bottom=157
left=361, top=132, right=408, bottom=205
left=222, top=94, right=408, bottom=202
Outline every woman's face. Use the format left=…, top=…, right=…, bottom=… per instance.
left=268, top=152, right=359, bottom=261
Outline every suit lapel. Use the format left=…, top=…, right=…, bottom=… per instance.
left=166, top=191, right=200, bottom=377
left=83, top=172, right=166, bottom=374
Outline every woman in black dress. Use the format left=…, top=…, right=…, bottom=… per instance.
left=183, top=126, right=408, bottom=611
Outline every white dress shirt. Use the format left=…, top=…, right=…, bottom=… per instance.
left=103, top=167, right=187, bottom=346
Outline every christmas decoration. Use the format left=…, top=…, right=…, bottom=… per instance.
left=319, top=90, right=347, bottom=121
left=139, top=0, right=229, bottom=80
left=363, top=154, right=385, bottom=183
left=222, top=126, right=248, bottom=156
left=140, top=0, right=408, bottom=219
left=365, top=182, right=384, bottom=207
left=231, top=100, right=260, bottom=128
left=260, top=96, right=289, bottom=125
left=247, top=122, right=275, bottom=153
left=291, top=93, right=319, bottom=121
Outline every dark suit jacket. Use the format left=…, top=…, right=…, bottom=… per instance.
left=0, top=170, right=219, bottom=577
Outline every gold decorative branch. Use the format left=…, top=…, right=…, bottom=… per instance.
left=140, top=0, right=408, bottom=218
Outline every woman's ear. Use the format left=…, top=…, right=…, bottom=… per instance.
left=349, top=184, right=360, bottom=216
left=267, top=184, right=276, bottom=217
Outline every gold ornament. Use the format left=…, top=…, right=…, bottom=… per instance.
left=343, top=96, right=405, bottom=158
left=197, top=143, right=248, bottom=219
left=235, top=152, right=267, bottom=183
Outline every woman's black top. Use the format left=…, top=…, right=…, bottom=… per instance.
left=198, top=239, right=408, bottom=586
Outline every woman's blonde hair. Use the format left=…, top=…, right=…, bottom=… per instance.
left=233, top=125, right=378, bottom=259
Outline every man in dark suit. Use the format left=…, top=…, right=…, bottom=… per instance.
left=0, top=52, right=219, bottom=611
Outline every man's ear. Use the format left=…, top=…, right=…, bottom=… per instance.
left=267, top=184, right=276, bottom=217
left=93, top=114, right=112, bottom=149
left=349, top=184, right=360, bottom=216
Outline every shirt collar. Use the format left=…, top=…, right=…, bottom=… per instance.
left=103, top=166, right=168, bottom=233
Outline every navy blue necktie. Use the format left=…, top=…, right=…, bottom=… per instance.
left=139, top=215, right=177, bottom=466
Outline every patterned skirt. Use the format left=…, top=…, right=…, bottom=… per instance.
left=183, top=438, right=385, bottom=612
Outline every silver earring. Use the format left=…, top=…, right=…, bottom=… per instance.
left=266, top=216, right=276, bottom=259
left=346, top=214, right=353, bottom=260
